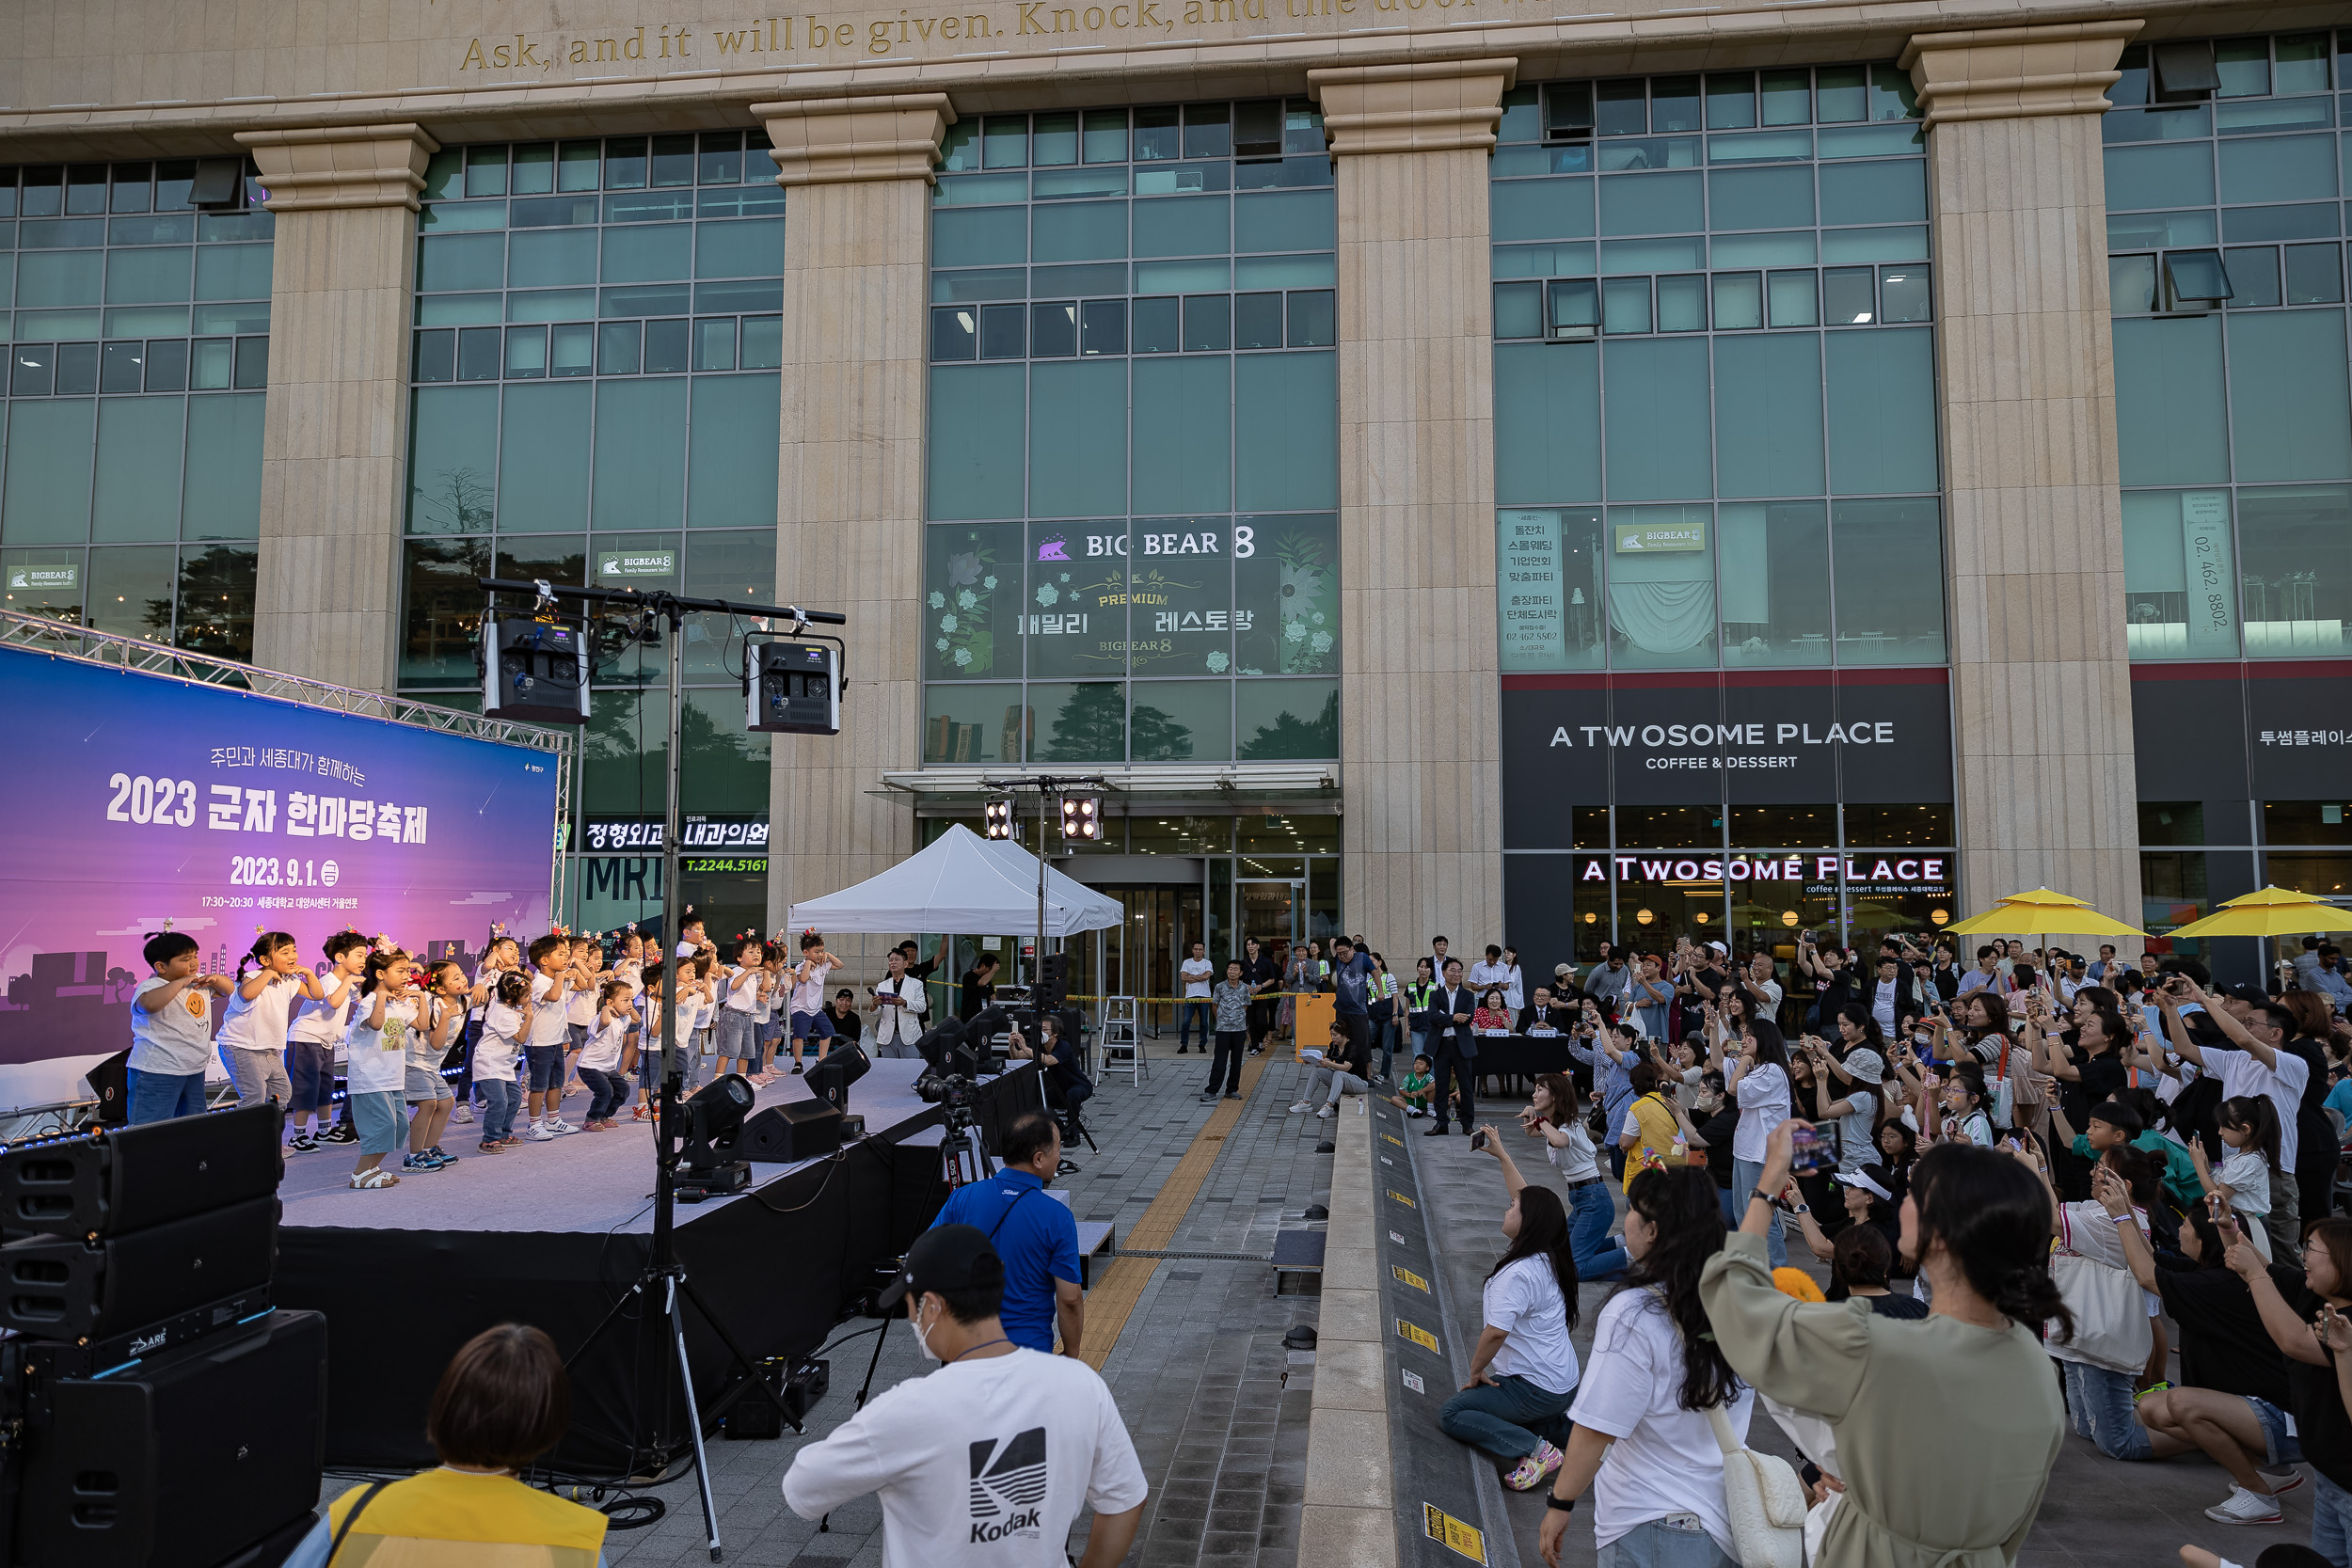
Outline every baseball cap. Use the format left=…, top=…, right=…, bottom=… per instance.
left=1554, top=963, right=1574, bottom=977
left=1833, top=1165, right=1896, bottom=1203
left=1707, top=941, right=1728, bottom=956
left=876, top=1224, right=1006, bottom=1309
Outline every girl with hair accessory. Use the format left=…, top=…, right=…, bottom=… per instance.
left=2193, top=1096, right=2286, bottom=1265
left=1537, top=1165, right=1753, bottom=1568
left=471, top=971, right=529, bottom=1152
left=343, top=947, right=421, bottom=1190
left=1690, top=1125, right=2069, bottom=1568
left=217, top=930, right=320, bottom=1115
left=286, top=930, right=372, bottom=1152
left=401, top=960, right=466, bottom=1172
left=1444, top=1130, right=1582, bottom=1492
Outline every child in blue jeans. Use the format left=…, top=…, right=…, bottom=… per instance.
left=471, top=973, right=527, bottom=1151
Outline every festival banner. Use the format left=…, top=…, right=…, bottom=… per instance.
left=0, top=645, right=559, bottom=1072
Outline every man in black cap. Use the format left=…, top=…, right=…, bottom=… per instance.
left=782, top=1225, right=1148, bottom=1567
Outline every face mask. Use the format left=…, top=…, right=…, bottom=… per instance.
left=911, top=1302, right=943, bottom=1362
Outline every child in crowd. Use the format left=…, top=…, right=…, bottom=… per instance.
left=345, top=947, right=420, bottom=1189
left=688, top=952, right=720, bottom=1088
left=128, top=931, right=234, bottom=1125
left=285, top=930, right=370, bottom=1150
left=2193, top=1095, right=2283, bottom=1262
left=524, top=934, right=584, bottom=1140
left=675, top=914, right=707, bottom=960
left=786, top=931, right=838, bottom=1075
left=1390, top=1053, right=1436, bottom=1117
left=577, top=978, right=634, bottom=1131
left=748, top=942, right=781, bottom=1083
left=631, top=963, right=668, bottom=1118
left=405, top=960, right=466, bottom=1171
left=563, top=940, right=603, bottom=1091
left=217, top=931, right=316, bottom=1113
left=715, top=937, right=763, bottom=1083
left=454, top=933, right=524, bottom=1129
left=473, top=972, right=529, bottom=1152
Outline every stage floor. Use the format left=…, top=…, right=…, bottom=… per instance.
left=278, top=1058, right=978, bottom=1236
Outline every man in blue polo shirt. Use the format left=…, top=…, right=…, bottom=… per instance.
left=930, top=1111, right=1085, bottom=1356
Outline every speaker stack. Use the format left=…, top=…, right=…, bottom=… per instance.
left=0, top=1103, right=324, bottom=1568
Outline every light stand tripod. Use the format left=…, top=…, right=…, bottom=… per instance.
left=482, top=578, right=844, bottom=1561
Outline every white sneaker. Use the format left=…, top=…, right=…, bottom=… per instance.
left=525, top=1124, right=557, bottom=1142
left=451, top=1103, right=475, bottom=1125
left=2260, top=1468, right=2306, bottom=1496
left=1315, top=1105, right=1334, bottom=1118
left=1289, top=1101, right=1313, bottom=1113
left=2205, top=1487, right=2283, bottom=1526
left=548, top=1117, right=580, bottom=1135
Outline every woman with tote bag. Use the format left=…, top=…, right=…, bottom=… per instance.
left=1697, top=1122, right=2069, bottom=1568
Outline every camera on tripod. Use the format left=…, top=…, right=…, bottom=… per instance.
left=914, top=1071, right=977, bottom=1109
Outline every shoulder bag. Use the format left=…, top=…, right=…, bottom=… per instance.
left=1705, top=1403, right=1808, bottom=1568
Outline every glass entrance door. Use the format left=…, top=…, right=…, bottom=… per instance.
left=1239, top=878, right=1303, bottom=962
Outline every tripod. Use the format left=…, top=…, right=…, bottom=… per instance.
left=817, top=1313, right=898, bottom=1535
left=485, top=579, right=840, bottom=1563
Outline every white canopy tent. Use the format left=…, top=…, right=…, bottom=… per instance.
left=785, top=824, right=1121, bottom=940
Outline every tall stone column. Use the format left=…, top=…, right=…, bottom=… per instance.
left=1901, top=23, right=2146, bottom=929
left=237, top=124, right=437, bottom=693
left=753, top=95, right=953, bottom=940
left=1310, top=60, right=1514, bottom=955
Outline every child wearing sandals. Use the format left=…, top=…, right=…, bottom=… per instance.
left=402, top=961, right=467, bottom=1172
left=577, top=979, right=633, bottom=1130
left=345, top=947, right=420, bottom=1190
left=473, top=972, right=528, bottom=1152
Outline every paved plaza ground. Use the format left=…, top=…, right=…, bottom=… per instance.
left=316, top=1038, right=2317, bottom=1567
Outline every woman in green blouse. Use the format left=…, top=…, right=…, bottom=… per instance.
left=1697, top=1121, right=2070, bottom=1568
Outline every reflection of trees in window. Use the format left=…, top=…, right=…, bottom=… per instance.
left=403, top=539, right=488, bottom=680
left=680, top=691, right=771, bottom=814
left=583, top=691, right=669, bottom=816
left=1239, top=688, right=1337, bottom=760
left=159, top=545, right=258, bottom=661
left=1128, top=695, right=1195, bottom=761
left=1041, top=683, right=1127, bottom=762
left=416, top=467, right=495, bottom=535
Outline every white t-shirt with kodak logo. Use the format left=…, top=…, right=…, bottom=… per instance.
left=781, top=1346, right=1146, bottom=1568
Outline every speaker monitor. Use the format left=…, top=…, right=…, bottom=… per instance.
left=747, top=640, right=841, bottom=736
left=1035, top=952, right=1070, bottom=1014
left=0, top=1101, right=282, bottom=1241
left=81, top=1052, right=132, bottom=1129
left=8, top=1308, right=326, bottom=1568
left=739, top=1100, right=844, bottom=1164
left=0, top=1196, right=278, bottom=1343
left=482, top=612, right=590, bottom=725
left=805, top=1040, right=869, bottom=1111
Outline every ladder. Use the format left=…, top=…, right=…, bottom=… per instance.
left=1098, top=995, right=1143, bottom=1084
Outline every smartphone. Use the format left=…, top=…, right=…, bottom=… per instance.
left=1470, top=1130, right=1489, bottom=1151
left=2005, top=1135, right=2026, bottom=1153
left=1789, top=1123, right=1840, bottom=1176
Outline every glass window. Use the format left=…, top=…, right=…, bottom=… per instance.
left=401, top=537, right=491, bottom=684
left=1236, top=679, right=1337, bottom=759
left=174, top=543, right=257, bottom=660
left=1719, top=502, right=1829, bottom=665
left=591, top=377, right=688, bottom=531
left=1497, top=507, right=1607, bottom=672
left=1602, top=338, right=1711, bottom=499
left=1599, top=172, right=1703, bottom=236
left=1824, top=328, right=1936, bottom=494
left=929, top=363, right=1026, bottom=521
left=2237, top=483, right=2352, bottom=654
left=1233, top=353, right=1336, bottom=511
left=85, top=543, right=175, bottom=641
left=1712, top=333, right=1823, bottom=497
left=2113, top=316, right=2231, bottom=484
left=91, top=396, right=183, bottom=542
left=1028, top=359, right=1128, bottom=518
left=2138, top=801, right=2206, bottom=846
left=1130, top=681, right=1233, bottom=761
left=687, top=374, right=778, bottom=528
left=2106, top=143, right=2215, bottom=211
left=2262, top=800, right=2352, bottom=845
left=1131, top=356, right=1232, bottom=514
left=3, top=401, right=97, bottom=545
left=180, top=394, right=263, bottom=541
left=1605, top=504, right=1714, bottom=667
left=2228, top=309, right=2352, bottom=481
left=1029, top=681, right=1128, bottom=761
left=1831, top=499, right=1945, bottom=663
left=2122, top=488, right=2240, bottom=657
left=1494, top=344, right=1601, bottom=505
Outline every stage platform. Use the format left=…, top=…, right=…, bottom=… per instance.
left=276, top=1058, right=1047, bottom=1475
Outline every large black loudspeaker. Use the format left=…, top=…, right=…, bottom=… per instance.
left=8, top=1308, right=327, bottom=1568
left=482, top=612, right=590, bottom=724
left=0, top=1100, right=281, bottom=1239
left=739, top=1099, right=844, bottom=1164
left=0, top=1195, right=278, bottom=1344
left=748, top=639, right=841, bottom=736
left=83, top=1051, right=131, bottom=1128
left=1035, top=951, right=1070, bottom=1014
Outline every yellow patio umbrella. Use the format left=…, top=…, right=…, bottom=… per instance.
left=2164, top=888, right=2352, bottom=941
left=1944, top=889, right=2147, bottom=939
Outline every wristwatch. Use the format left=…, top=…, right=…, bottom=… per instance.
left=1545, top=1494, right=1576, bottom=1513
left=1750, top=1186, right=1778, bottom=1209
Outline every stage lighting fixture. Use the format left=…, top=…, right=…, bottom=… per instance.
left=914, top=1019, right=967, bottom=1077
left=669, top=1073, right=756, bottom=1196
left=1058, top=795, right=1103, bottom=842
left=481, top=612, right=590, bottom=725
left=746, top=639, right=841, bottom=736
left=805, top=1041, right=870, bottom=1112
left=983, top=798, right=1015, bottom=839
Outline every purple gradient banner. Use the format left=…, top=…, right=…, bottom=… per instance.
left=0, top=646, right=559, bottom=1069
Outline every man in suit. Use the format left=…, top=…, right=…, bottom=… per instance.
left=869, top=947, right=930, bottom=1057
left=1518, top=984, right=1576, bottom=1037
left=1427, top=957, right=1479, bottom=1136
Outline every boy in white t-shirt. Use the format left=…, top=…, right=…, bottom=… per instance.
left=216, top=930, right=323, bottom=1114
left=286, top=931, right=371, bottom=1151
left=578, top=978, right=635, bottom=1130
left=715, top=937, right=765, bottom=1084
left=524, top=934, right=587, bottom=1140
left=128, top=931, right=234, bottom=1124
